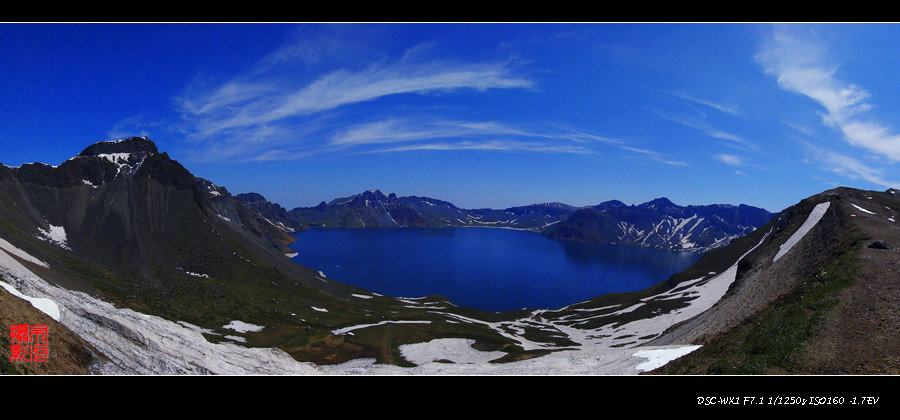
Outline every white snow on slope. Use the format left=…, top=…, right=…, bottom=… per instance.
left=0, top=246, right=61, bottom=321
left=633, top=345, right=702, bottom=372
left=851, top=203, right=876, bottom=215
left=773, top=202, right=831, bottom=263
left=0, top=237, right=49, bottom=269
left=37, top=225, right=71, bottom=250
left=322, top=343, right=703, bottom=375
left=223, top=320, right=264, bottom=333
left=399, top=338, right=505, bottom=365
left=96, top=153, right=132, bottom=176
left=1, top=257, right=316, bottom=374
left=331, top=320, right=431, bottom=336
left=0, top=275, right=61, bottom=321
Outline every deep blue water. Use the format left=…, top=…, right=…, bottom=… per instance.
left=288, top=227, right=701, bottom=312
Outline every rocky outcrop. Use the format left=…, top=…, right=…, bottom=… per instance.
left=543, top=198, right=773, bottom=252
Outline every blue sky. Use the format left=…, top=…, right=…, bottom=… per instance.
left=3, top=23, right=900, bottom=212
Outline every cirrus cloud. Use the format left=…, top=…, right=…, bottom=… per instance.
left=757, top=25, right=900, bottom=162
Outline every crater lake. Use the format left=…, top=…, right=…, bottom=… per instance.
left=288, top=227, right=702, bottom=312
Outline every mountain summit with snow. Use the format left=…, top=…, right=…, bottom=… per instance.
left=543, top=198, right=773, bottom=252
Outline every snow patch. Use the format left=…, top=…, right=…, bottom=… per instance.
left=399, top=338, right=505, bottom=365
left=0, top=246, right=62, bottom=321
left=331, top=320, right=431, bottom=335
left=0, top=277, right=61, bottom=321
left=851, top=203, right=876, bottom=215
left=222, top=320, right=265, bottom=333
left=37, top=225, right=71, bottom=250
left=311, top=306, right=328, bottom=312
left=285, top=252, right=298, bottom=258
left=773, top=202, right=830, bottom=263
left=632, top=345, right=702, bottom=372
left=0, top=238, right=49, bottom=269
left=96, top=153, right=133, bottom=176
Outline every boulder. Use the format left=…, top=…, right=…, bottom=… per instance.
left=868, top=240, right=893, bottom=250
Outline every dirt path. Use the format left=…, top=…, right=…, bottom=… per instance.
left=798, top=194, right=900, bottom=374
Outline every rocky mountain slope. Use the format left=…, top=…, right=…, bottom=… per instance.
left=647, top=187, right=899, bottom=374
left=244, top=189, right=771, bottom=252
left=543, top=197, right=773, bottom=252
left=234, top=192, right=304, bottom=233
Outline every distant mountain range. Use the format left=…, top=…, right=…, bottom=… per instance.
left=543, top=197, right=773, bottom=252
left=236, top=189, right=773, bottom=252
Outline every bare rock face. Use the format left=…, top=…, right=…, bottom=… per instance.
left=868, top=240, right=893, bottom=250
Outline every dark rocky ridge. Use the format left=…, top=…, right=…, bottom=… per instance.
left=252, top=188, right=772, bottom=252
left=0, top=137, right=299, bottom=275
left=543, top=198, right=773, bottom=252
left=77, top=137, right=159, bottom=156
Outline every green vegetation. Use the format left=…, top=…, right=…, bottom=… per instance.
left=0, top=334, right=24, bottom=375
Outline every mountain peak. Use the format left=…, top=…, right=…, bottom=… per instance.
left=359, top=189, right=387, bottom=201
left=235, top=192, right=268, bottom=204
left=593, top=199, right=626, bottom=211
left=643, top=197, right=676, bottom=208
left=78, top=137, right=159, bottom=157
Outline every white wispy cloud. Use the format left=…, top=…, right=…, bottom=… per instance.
left=328, top=119, right=549, bottom=148
left=615, top=145, right=690, bottom=167
left=713, top=153, right=744, bottom=167
left=673, top=92, right=743, bottom=116
left=361, top=140, right=594, bottom=155
left=174, top=41, right=536, bottom=162
left=177, top=43, right=532, bottom=139
left=653, top=109, right=758, bottom=151
left=757, top=25, right=900, bottom=162
left=330, top=118, right=689, bottom=166
left=803, top=142, right=900, bottom=189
